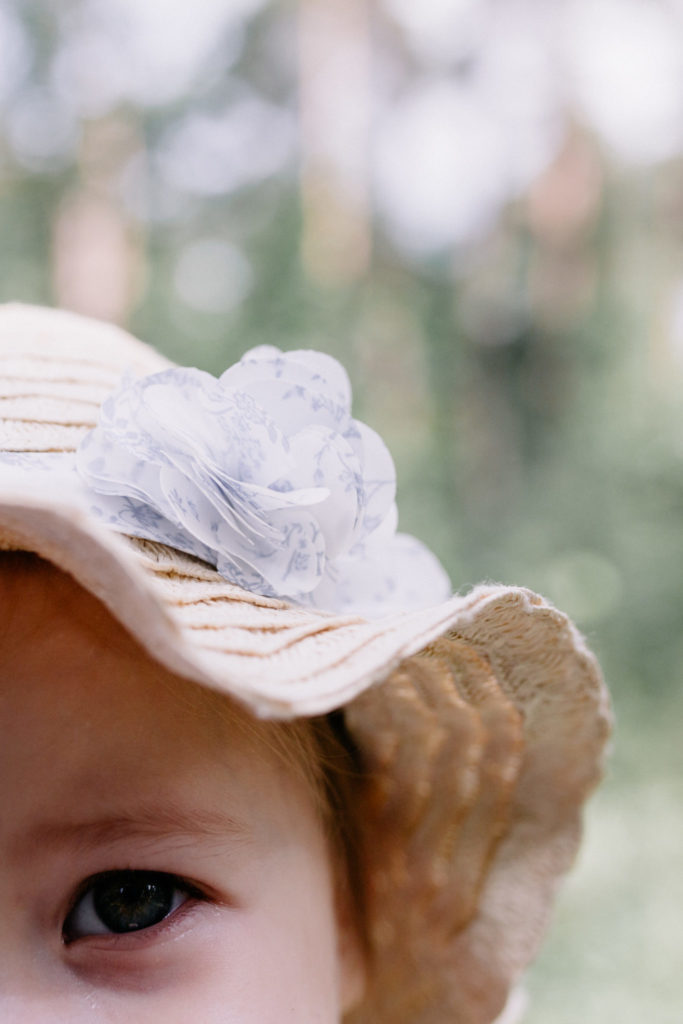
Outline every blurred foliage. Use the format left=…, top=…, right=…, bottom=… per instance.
left=1, top=1, right=681, bottom=1019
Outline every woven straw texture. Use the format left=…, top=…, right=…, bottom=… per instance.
left=0, top=304, right=611, bottom=1024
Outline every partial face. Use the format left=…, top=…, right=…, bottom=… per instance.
left=0, top=559, right=362, bottom=1022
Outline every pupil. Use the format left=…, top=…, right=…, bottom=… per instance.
left=93, top=871, right=175, bottom=932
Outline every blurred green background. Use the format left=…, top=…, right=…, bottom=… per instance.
left=1, top=0, right=681, bottom=1019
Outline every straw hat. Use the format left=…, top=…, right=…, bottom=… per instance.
left=0, top=303, right=610, bottom=1024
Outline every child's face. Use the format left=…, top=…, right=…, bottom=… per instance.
left=0, top=561, right=363, bottom=1022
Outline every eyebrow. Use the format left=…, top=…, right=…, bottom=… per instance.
left=13, top=802, right=253, bottom=861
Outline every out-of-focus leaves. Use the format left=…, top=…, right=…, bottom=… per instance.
left=1, top=1, right=681, bottom=1018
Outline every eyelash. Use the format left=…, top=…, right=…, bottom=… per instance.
left=62, top=869, right=207, bottom=945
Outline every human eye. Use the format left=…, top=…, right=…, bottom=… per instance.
left=62, top=870, right=203, bottom=943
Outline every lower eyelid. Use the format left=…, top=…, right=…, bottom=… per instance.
left=64, top=887, right=189, bottom=943
left=63, top=895, right=208, bottom=952
left=62, top=872, right=210, bottom=946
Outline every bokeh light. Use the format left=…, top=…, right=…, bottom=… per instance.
left=0, top=1, right=680, bottom=1020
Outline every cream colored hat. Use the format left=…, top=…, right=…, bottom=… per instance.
left=0, top=303, right=610, bottom=1024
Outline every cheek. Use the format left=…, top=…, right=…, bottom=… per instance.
left=240, top=845, right=342, bottom=1017
left=64, top=846, right=344, bottom=1024
left=196, top=840, right=343, bottom=1022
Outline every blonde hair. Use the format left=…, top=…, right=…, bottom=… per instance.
left=190, top=677, right=368, bottom=950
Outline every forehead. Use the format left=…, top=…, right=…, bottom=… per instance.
left=0, top=555, right=318, bottom=844
left=0, top=554, right=225, bottom=746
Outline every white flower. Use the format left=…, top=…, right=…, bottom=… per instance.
left=77, top=346, right=451, bottom=615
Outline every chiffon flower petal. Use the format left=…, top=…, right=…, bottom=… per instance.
left=77, top=346, right=451, bottom=615
left=222, top=345, right=352, bottom=412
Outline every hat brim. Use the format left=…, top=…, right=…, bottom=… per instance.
left=0, top=304, right=611, bottom=1023
left=0, top=491, right=610, bottom=1024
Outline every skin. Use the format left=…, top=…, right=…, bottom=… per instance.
left=0, top=559, right=364, bottom=1022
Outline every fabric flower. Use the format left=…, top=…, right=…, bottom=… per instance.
left=76, top=346, right=451, bottom=615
